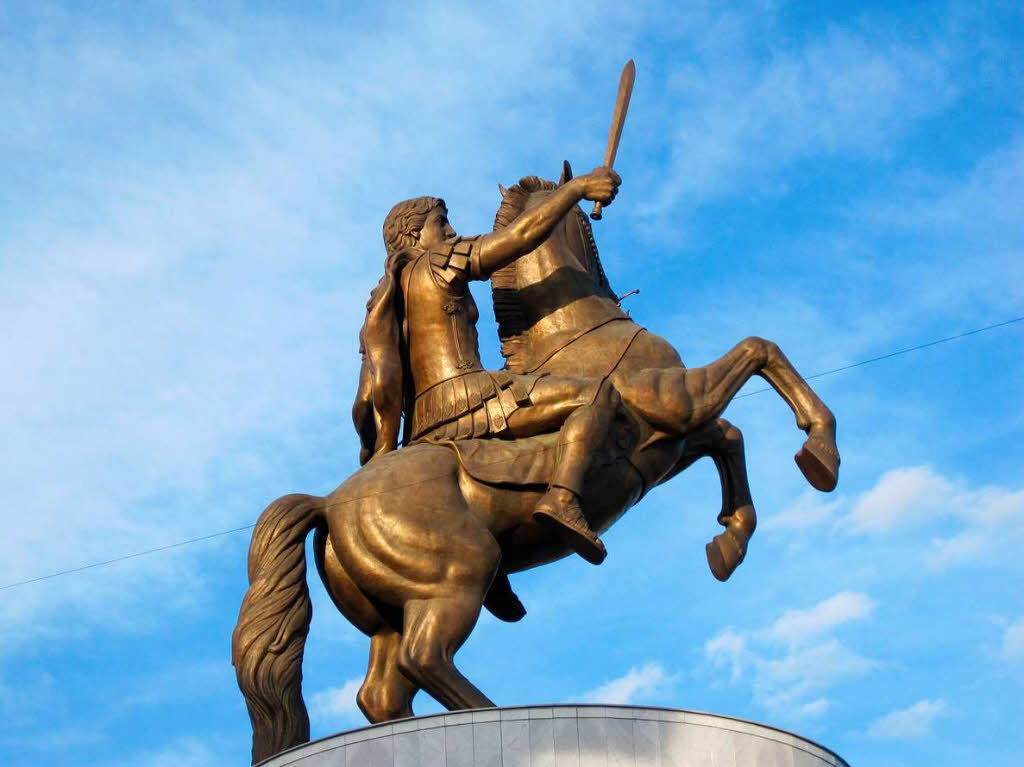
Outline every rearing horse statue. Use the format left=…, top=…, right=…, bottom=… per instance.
left=231, top=164, right=839, bottom=764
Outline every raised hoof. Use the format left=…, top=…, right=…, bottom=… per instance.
left=795, top=436, right=840, bottom=492
left=533, top=507, right=607, bottom=565
left=706, top=530, right=745, bottom=582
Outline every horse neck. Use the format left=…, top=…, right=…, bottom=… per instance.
left=492, top=207, right=626, bottom=373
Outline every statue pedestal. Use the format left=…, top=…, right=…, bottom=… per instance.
left=257, top=705, right=849, bottom=766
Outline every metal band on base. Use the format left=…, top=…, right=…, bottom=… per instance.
left=257, top=705, right=849, bottom=767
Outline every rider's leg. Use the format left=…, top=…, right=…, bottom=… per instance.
left=611, top=337, right=839, bottom=491
left=506, top=376, right=620, bottom=564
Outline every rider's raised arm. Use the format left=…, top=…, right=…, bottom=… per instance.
left=468, top=168, right=620, bottom=281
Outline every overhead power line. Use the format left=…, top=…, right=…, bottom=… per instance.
left=2, top=315, right=1021, bottom=593
left=735, top=315, right=1024, bottom=399
left=0, top=526, right=257, bottom=591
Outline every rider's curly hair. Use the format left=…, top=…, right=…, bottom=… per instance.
left=382, top=196, right=446, bottom=258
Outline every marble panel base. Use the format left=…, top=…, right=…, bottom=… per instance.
left=257, top=706, right=848, bottom=767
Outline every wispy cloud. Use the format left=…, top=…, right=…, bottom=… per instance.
left=1000, top=618, right=1024, bottom=663
left=866, top=698, right=948, bottom=739
left=761, top=465, right=1024, bottom=572
left=309, top=678, right=363, bottom=726
left=844, top=466, right=955, bottom=534
left=580, top=662, right=677, bottom=705
left=642, top=21, right=955, bottom=217
left=763, top=592, right=875, bottom=644
left=703, top=592, right=876, bottom=722
left=760, top=491, right=844, bottom=532
left=846, top=466, right=1024, bottom=571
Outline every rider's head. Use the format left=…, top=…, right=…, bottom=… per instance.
left=383, top=196, right=450, bottom=258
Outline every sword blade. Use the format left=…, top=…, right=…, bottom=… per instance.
left=592, top=58, right=635, bottom=220
left=602, top=58, right=635, bottom=169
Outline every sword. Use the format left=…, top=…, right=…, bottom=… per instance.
left=591, top=58, right=635, bottom=221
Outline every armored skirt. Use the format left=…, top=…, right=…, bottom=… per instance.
left=410, top=369, right=543, bottom=443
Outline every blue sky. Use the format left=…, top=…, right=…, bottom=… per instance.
left=1, top=2, right=1021, bottom=765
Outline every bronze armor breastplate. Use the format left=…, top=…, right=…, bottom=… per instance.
left=402, top=252, right=484, bottom=396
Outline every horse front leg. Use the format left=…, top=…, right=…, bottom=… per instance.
left=612, top=336, right=839, bottom=492
left=667, top=418, right=757, bottom=581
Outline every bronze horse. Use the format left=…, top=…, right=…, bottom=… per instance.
left=231, top=166, right=839, bottom=763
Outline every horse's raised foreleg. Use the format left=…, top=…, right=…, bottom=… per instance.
left=613, top=336, right=839, bottom=491
left=398, top=594, right=496, bottom=711
left=667, top=419, right=757, bottom=581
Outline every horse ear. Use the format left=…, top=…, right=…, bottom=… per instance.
left=559, top=160, right=573, bottom=185
left=498, top=183, right=508, bottom=198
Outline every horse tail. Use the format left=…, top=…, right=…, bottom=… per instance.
left=231, top=493, right=325, bottom=764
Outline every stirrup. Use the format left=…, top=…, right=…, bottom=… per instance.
left=533, top=491, right=607, bottom=565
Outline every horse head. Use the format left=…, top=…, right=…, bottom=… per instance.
left=491, top=163, right=626, bottom=372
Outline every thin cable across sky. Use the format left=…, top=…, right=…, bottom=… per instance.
left=2, top=315, right=1021, bottom=592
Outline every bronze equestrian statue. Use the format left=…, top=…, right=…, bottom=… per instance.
left=231, top=163, right=840, bottom=764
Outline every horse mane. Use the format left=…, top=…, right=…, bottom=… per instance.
left=490, top=175, right=616, bottom=369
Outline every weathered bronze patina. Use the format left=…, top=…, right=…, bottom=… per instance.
left=232, top=64, right=840, bottom=764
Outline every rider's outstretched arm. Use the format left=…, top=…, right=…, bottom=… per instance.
left=471, top=168, right=620, bottom=279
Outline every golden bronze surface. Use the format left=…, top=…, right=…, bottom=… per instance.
left=231, top=71, right=840, bottom=764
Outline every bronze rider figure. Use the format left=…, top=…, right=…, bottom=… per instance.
left=353, top=167, right=622, bottom=564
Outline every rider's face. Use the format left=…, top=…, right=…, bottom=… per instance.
left=418, top=206, right=455, bottom=249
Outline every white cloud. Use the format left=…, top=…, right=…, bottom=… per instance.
left=762, top=592, right=875, bottom=645
left=867, top=699, right=948, bottom=739
left=1000, top=618, right=1024, bottom=662
left=926, top=486, right=1024, bottom=569
left=797, top=698, right=830, bottom=719
left=761, top=491, right=844, bottom=532
left=309, top=678, right=363, bottom=725
left=845, top=466, right=954, bottom=534
left=704, top=629, right=748, bottom=683
left=704, top=593, right=876, bottom=722
left=769, top=466, right=1024, bottom=573
left=580, top=662, right=676, bottom=705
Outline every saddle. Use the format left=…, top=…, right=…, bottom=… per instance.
left=443, top=432, right=556, bottom=488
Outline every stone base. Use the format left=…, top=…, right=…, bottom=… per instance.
left=258, top=705, right=848, bottom=766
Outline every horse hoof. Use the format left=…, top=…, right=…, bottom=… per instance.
left=795, top=436, right=840, bottom=492
left=706, top=530, right=745, bottom=582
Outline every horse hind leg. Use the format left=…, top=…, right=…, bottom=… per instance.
left=315, top=529, right=421, bottom=724
left=358, top=628, right=418, bottom=723
left=395, top=527, right=501, bottom=712
left=398, top=593, right=497, bottom=711
left=397, top=523, right=502, bottom=712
